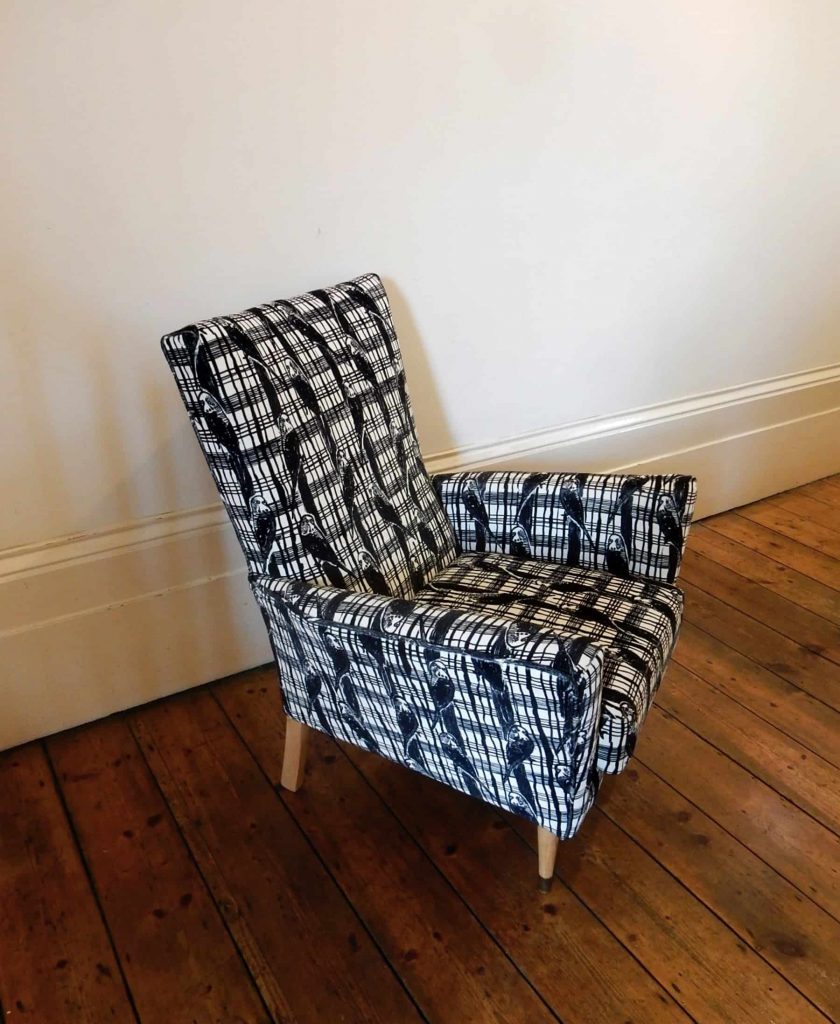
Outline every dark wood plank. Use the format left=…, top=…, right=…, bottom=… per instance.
left=733, top=497, right=840, bottom=558
left=702, top=512, right=840, bottom=589
left=130, top=689, right=421, bottom=1024
left=800, top=477, right=840, bottom=509
left=680, top=580, right=839, bottom=709
left=47, top=717, right=270, bottom=1024
left=657, top=664, right=840, bottom=836
left=214, top=669, right=559, bottom=1024
left=340, top=742, right=689, bottom=1024
left=772, top=491, right=840, bottom=534
left=596, top=761, right=840, bottom=1020
left=522, top=810, right=824, bottom=1024
left=636, top=706, right=840, bottom=922
left=737, top=500, right=840, bottom=559
left=686, top=523, right=840, bottom=624
left=680, top=548, right=840, bottom=664
left=674, top=621, right=840, bottom=768
left=0, top=744, right=136, bottom=1023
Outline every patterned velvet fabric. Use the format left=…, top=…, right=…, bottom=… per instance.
left=161, top=273, right=457, bottom=598
left=420, top=553, right=684, bottom=774
left=161, top=272, right=697, bottom=839
left=434, top=471, right=696, bottom=584
left=253, top=572, right=605, bottom=838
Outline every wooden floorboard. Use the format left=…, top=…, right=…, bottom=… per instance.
left=0, top=745, right=137, bottom=1023
left=686, top=522, right=840, bottom=624
left=679, top=580, right=839, bottom=710
left=341, top=738, right=689, bottom=1023
left=703, top=510, right=840, bottom=589
left=674, top=619, right=840, bottom=767
left=213, top=671, right=561, bottom=1024
left=771, top=492, right=840, bottom=535
left=737, top=501, right=840, bottom=561
left=46, top=717, right=271, bottom=1024
left=537, top=812, right=824, bottom=1024
left=680, top=547, right=840, bottom=663
left=130, top=690, right=422, bottom=1024
left=801, top=477, right=840, bottom=508
left=595, top=762, right=840, bottom=1021
left=657, top=664, right=840, bottom=836
left=636, top=708, right=840, bottom=923
left=1, top=474, right=838, bottom=1022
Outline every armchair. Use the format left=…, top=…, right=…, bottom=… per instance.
left=162, top=273, right=696, bottom=890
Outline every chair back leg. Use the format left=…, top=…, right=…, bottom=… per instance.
left=281, top=717, right=310, bottom=792
left=537, top=827, right=559, bottom=892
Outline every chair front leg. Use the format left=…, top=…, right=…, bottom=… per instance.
left=538, top=826, right=559, bottom=892
left=281, top=716, right=310, bottom=792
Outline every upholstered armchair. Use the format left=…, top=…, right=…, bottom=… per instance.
left=162, top=273, right=696, bottom=889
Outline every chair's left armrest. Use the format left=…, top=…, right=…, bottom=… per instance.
left=250, top=572, right=604, bottom=685
left=250, top=572, right=606, bottom=838
left=432, top=470, right=697, bottom=583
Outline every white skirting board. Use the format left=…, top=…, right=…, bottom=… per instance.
left=1, top=363, right=839, bottom=750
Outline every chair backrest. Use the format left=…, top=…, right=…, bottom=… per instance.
left=161, top=273, right=457, bottom=599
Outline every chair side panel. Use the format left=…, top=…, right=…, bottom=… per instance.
left=161, top=327, right=263, bottom=572
left=257, top=584, right=604, bottom=840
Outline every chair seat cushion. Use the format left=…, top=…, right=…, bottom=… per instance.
left=418, top=552, right=683, bottom=773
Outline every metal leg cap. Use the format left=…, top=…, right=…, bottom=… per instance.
left=538, top=876, right=553, bottom=894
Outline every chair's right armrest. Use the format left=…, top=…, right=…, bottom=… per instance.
left=432, top=470, right=697, bottom=583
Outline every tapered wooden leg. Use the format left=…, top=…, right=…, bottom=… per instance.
left=280, top=717, right=310, bottom=792
left=538, top=827, right=559, bottom=893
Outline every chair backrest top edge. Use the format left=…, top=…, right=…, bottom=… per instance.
left=160, top=271, right=385, bottom=354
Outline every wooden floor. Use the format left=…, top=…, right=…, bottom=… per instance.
left=2, top=477, right=840, bottom=1023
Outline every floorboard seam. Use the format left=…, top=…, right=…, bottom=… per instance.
left=41, top=739, right=143, bottom=1024
left=338, top=737, right=683, bottom=1023
left=595, top=804, right=834, bottom=1022
left=682, top=549, right=840, bottom=633
left=676, top=615, right=840, bottom=717
left=702, top=518, right=840, bottom=590
left=124, top=711, right=278, bottom=1024
left=208, top=689, right=434, bottom=1024
left=668, top=652, right=840, bottom=770
left=634, top=750, right=840, bottom=928
left=733, top=511, right=840, bottom=556
left=647, top=706, right=840, bottom=841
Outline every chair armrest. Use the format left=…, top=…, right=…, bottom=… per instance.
left=432, top=470, right=697, bottom=583
left=251, top=572, right=605, bottom=838
left=252, top=572, right=605, bottom=681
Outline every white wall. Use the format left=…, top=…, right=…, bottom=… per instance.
left=2, top=0, right=839, bottom=746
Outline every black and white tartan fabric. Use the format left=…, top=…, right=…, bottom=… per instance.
left=161, top=273, right=458, bottom=597
left=253, top=572, right=605, bottom=837
left=161, top=272, right=697, bottom=838
left=420, top=553, right=684, bottom=774
left=434, top=471, right=696, bottom=584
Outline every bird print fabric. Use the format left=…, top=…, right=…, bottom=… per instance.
left=162, top=272, right=696, bottom=840
left=161, top=274, right=458, bottom=599
left=434, top=471, right=697, bottom=584
left=253, top=572, right=605, bottom=839
left=421, top=552, right=684, bottom=773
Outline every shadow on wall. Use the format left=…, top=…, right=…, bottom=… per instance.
left=381, top=275, right=454, bottom=458
left=3, top=264, right=451, bottom=556
left=0, top=262, right=267, bottom=744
